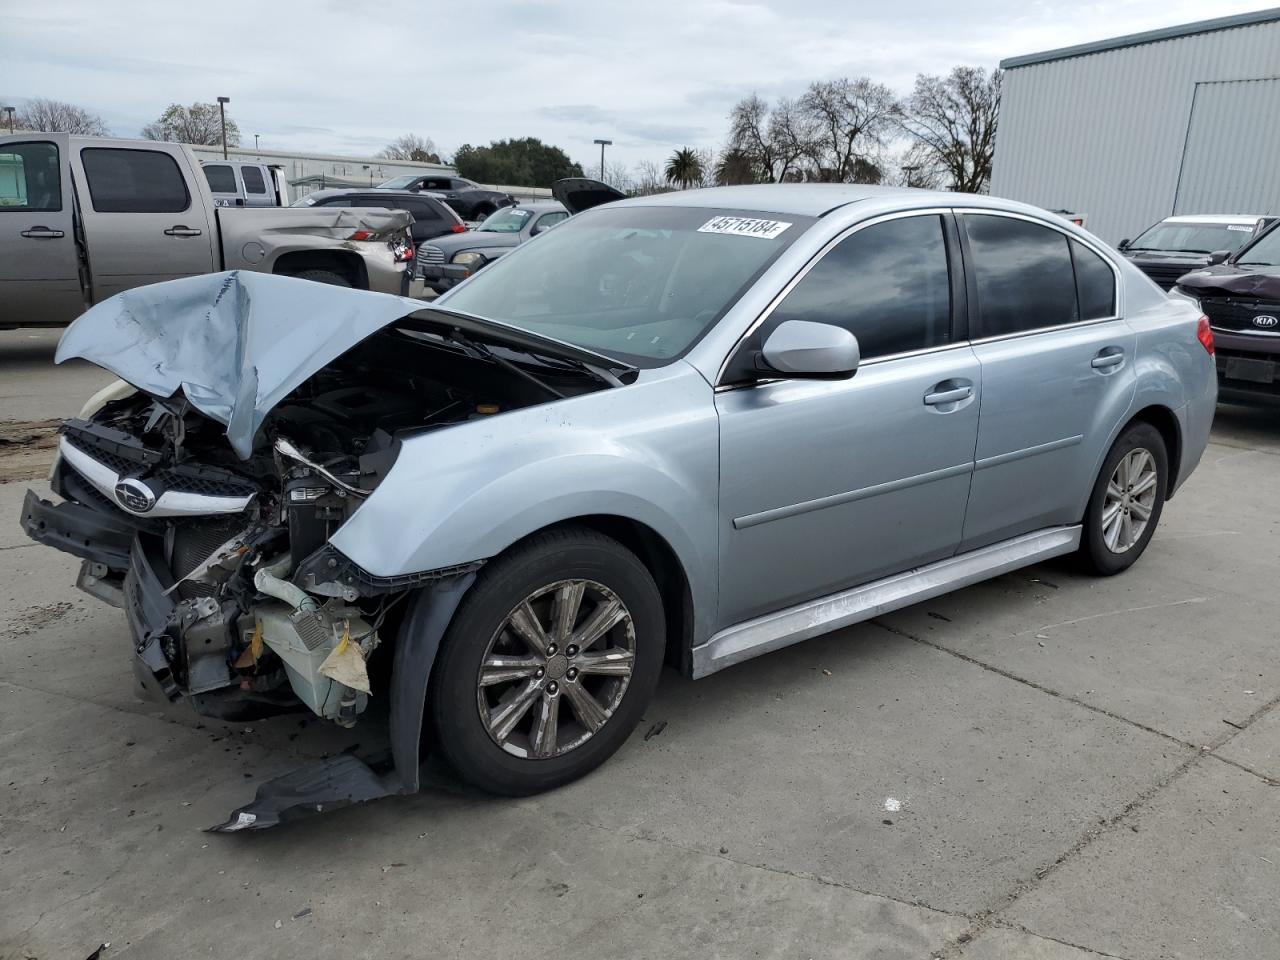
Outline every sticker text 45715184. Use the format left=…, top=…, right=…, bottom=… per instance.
left=697, top=216, right=792, bottom=240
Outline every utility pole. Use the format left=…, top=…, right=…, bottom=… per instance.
left=2, top=106, right=15, bottom=134
left=593, top=138, right=612, bottom=181
left=217, top=96, right=230, bottom=159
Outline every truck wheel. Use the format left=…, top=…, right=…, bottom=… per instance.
left=1079, top=422, right=1168, bottom=576
left=428, top=527, right=665, bottom=795
left=288, top=269, right=351, bottom=288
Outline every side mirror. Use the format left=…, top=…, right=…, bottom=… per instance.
left=760, top=320, right=860, bottom=379
left=529, top=225, right=542, bottom=236
left=1207, top=250, right=1230, bottom=265
left=1118, top=239, right=1131, bottom=250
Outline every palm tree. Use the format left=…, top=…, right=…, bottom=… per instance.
left=664, top=148, right=704, bottom=189
left=714, top=148, right=759, bottom=186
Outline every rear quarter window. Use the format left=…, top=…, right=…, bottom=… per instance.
left=202, top=164, right=237, bottom=194
left=83, top=148, right=191, bottom=213
left=1071, top=240, right=1116, bottom=320
left=964, top=214, right=1078, bottom=336
left=241, top=166, right=267, bottom=194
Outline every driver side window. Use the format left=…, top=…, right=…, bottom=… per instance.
left=754, top=215, right=954, bottom=369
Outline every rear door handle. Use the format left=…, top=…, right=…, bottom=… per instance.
left=20, top=226, right=65, bottom=239
left=1091, top=350, right=1125, bottom=370
left=924, top=385, right=973, bottom=406
left=164, top=225, right=203, bottom=237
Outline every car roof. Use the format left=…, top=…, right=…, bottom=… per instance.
left=509, top=201, right=567, bottom=213
left=1160, top=214, right=1268, bottom=225
left=307, top=188, right=439, bottom=201
left=614, top=183, right=941, bottom=218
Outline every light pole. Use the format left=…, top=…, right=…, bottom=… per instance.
left=2, top=106, right=14, bottom=134
left=902, top=164, right=920, bottom=188
left=593, top=138, right=612, bottom=181
left=216, top=96, right=230, bottom=159
left=254, top=133, right=259, bottom=152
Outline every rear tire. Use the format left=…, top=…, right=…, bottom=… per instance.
left=1079, top=422, right=1168, bottom=575
left=429, top=527, right=664, bottom=795
left=287, top=269, right=351, bottom=288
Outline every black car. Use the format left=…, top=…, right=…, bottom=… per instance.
left=1174, top=220, right=1280, bottom=402
left=375, top=175, right=515, bottom=222
left=1118, top=215, right=1275, bottom=290
left=291, top=189, right=466, bottom=246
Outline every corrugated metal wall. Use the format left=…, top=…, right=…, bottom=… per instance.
left=1174, top=78, right=1280, bottom=215
left=990, top=19, right=1280, bottom=243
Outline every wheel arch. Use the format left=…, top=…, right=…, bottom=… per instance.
left=1128, top=403, right=1183, bottom=495
left=271, top=249, right=369, bottom=288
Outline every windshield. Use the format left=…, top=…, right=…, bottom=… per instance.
left=1130, top=220, right=1257, bottom=254
left=377, top=175, right=418, bottom=189
left=1236, top=225, right=1280, bottom=266
left=442, top=205, right=813, bottom=366
left=478, top=207, right=532, bottom=232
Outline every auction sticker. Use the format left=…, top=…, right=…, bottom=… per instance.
left=698, top=216, right=792, bottom=239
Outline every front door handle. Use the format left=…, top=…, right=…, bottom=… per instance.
left=164, top=225, right=203, bottom=237
left=20, top=226, right=65, bottom=239
left=924, top=385, right=973, bottom=406
left=1091, top=350, right=1125, bottom=371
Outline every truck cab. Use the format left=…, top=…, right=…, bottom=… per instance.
left=201, top=160, right=290, bottom=208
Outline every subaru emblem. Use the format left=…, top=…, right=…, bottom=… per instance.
left=1253, top=314, right=1279, bottom=329
left=114, top=477, right=157, bottom=513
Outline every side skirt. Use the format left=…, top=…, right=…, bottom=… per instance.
left=691, top=525, right=1081, bottom=678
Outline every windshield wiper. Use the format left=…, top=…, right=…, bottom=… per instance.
left=446, top=328, right=566, bottom=400
left=1173, top=248, right=1212, bottom=254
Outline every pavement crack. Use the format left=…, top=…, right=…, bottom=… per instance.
left=869, top=618, right=1196, bottom=751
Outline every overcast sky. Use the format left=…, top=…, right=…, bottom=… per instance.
left=1, top=0, right=1270, bottom=169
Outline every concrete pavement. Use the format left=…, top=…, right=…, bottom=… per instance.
left=0, top=332, right=1276, bottom=960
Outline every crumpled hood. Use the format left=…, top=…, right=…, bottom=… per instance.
left=1177, top=264, right=1280, bottom=299
left=55, top=271, right=422, bottom=459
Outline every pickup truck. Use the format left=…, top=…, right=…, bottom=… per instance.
left=0, top=134, right=416, bottom=329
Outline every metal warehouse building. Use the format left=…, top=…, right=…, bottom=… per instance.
left=990, top=8, right=1280, bottom=245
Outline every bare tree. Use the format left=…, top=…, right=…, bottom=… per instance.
left=890, top=143, right=946, bottom=189
left=142, top=103, right=240, bottom=147
left=632, top=160, right=673, bottom=196
left=378, top=133, right=441, bottom=163
left=767, top=97, right=818, bottom=182
left=798, top=78, right=899, bottom=182
left=899, top=66, right=1001, bottom=193
left=726, top=94, right=817, bottom=182
left=16, top=98, right=110, bottom=136
left=601, top=160, right=634, bottom=193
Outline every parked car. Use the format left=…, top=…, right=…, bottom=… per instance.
left=375, top=174, right=515, bottom=222
left=20, top=185, right=1215, bottom=829
left=416, top=201, right=569, bottom=294
left=417, top=178, right=626, bottom=294
left=1118, top=214, right=1275, bottom=289
left=0, top=134, right=415, bottom=329
left=292, top=188, right=466, bottom=246
left=1172, top=219, right=1280, bottom=402
left=201, top=160, right=290, bottom=208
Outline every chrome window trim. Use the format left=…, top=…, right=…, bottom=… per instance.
left=714, top=207, right=957, bottom=386
left=957, top=209, right=1124, bottom=339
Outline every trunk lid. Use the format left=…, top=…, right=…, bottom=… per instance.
left=550, top=177, right=627, bottom=215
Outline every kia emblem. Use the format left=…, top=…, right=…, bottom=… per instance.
left=114, top=478, right=157, bottom=513
left=1254, top=314, right=1279, bottom=329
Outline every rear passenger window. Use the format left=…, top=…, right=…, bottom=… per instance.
left=761, top=215, right=952, bottom=360
left=964, top=214, right=1078, bottom=336
left=0, top=141, right=62, bottom=211
left=241, top=166, right=267, bottom=195
left=202, top=164, right=236, bottom=194
left=1071, top=240, right=1116, bottom=319
left=402, top=200, right=442, bottom=222
left=82, top=148, right=190, bottom=213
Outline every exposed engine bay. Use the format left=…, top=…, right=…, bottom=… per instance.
left=23, top=321, right=616, bottom=732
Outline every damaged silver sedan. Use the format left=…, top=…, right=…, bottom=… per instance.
left=19, top=185, right=1216, bottom=829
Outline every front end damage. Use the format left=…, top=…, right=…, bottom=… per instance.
left=19, top=272, right=626, bottom=829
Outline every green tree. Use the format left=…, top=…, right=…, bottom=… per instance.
left=714, top=148, right=760, bottom=186
left=142, top=102, right=240, bottom=147
left=664, top=147, right=704, bottom=189
left=452, top=137, right=584, bottom=187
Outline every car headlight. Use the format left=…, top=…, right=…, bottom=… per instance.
left=452, top=251, right=485, bottom=267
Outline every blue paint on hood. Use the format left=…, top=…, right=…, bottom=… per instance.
left=55, top=271, right=422, bottom=459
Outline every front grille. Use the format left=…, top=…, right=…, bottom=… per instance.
left=153, top=469, right=256, bottom=499
left=1201, top=297, right=1280, bottom=334
left=63, top=432, right=140, bottom=475
left=1136, top=263, right=1192, bottom=290
left=417, top=244, right=445, bottom=265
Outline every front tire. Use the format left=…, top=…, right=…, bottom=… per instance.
left=1079, top=422, right=1168, bottom=575
left=429, top=528, right=665, bottom=795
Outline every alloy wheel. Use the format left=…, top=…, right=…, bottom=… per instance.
left=1101, top=447, right=1159, bottom=554
left=476, top=579, right=636, bottom=759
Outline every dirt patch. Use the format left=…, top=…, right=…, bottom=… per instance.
left=5, top=601, right=74, bottom=638
left=0, top=419, right=62, bottom=483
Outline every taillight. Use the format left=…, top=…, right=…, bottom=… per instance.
left=347, top=229, right=373, bottom=241
left=394, top=243, right=414, bottom=263
left=451, top=223, right=466, bottom=233
left=1196, top=315, right=1214, bottom=355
